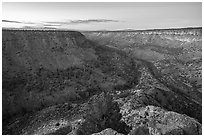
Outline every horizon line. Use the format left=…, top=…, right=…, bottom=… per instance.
left=2, top=26, right=202, bottom=32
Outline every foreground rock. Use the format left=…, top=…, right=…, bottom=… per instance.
left=3, top=92, right=202, bottom=135
left=3, top=92, right=130, bottom=135
left=127, top=106, right=201, bottom=135
left=115, top=65, right=201, bottom=123
left=74, top=92, right=131, bottom=135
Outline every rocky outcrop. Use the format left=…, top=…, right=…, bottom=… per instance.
left=75, top=92, right=131, bottom=135
left=127, top=105, right=201, bottom=135
left=4, top=96, right=201, bottom=135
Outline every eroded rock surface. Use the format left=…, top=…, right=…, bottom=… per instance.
left=126, top=105, right=201, bottom=135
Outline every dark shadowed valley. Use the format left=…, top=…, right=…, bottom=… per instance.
left=2, top=27, right=202, bottom=135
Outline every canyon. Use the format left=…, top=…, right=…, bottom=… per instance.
left=2, top=27, right=202, bottom=135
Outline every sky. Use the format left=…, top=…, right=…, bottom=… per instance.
left=2, top=2, right=202, bottom=30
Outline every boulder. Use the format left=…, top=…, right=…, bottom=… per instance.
left=92, top=128, right=123, bottom=135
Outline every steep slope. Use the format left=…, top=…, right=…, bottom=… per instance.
left=2, top=29, right=141, bottom=125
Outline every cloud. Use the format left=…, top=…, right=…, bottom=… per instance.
left=44, top=19, right=119, bottom=25
left=2, top=19, right=120, bottom=29
left=69, top=19, right=119, bottom=24
left=43, top=24, right=62, bottom=27
left=2, top=20, right=22, bottom=23
left=23, top=26, right=57, bottom=29
left=2, top=20, right=38, bottom=25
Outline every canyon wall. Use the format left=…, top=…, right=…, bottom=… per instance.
left=2, top=30, right=140, bottom=122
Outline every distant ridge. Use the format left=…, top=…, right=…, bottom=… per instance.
left=82, top=27, right=202, bottom=32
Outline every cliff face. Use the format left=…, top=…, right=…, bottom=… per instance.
left=2, top=30, right=140, bottom=122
